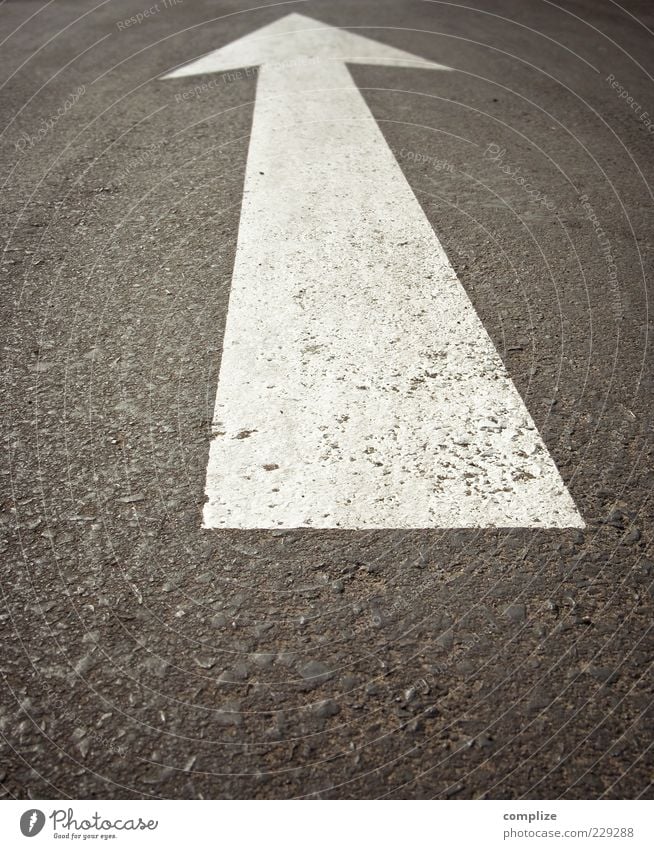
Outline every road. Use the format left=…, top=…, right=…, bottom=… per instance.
left=1, top=0, right=653, bottom=799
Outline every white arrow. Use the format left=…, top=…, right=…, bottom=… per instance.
left=163, top=13, right=583, bottom=530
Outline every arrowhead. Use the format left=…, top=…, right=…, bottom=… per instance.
left=161, top=13, right=450, bottom=78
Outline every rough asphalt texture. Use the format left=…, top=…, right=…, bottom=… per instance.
left=1, top=0, right=653, bottom=799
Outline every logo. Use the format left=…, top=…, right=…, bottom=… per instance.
left=20, top=809, right=45, bottom=837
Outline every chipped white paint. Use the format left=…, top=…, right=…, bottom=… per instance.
left=164, top=14, right=583, bottom=529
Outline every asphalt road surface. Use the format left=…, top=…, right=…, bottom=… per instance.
left=1, top=0, right=653, bottom=800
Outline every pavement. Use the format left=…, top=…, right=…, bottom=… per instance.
left=1, top=0, right=653, bottom=799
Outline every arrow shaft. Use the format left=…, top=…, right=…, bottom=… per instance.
left=204, top=62, right=581, bottom=528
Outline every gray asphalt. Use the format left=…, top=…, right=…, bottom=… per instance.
left=1, top=0, right=653, bottom=799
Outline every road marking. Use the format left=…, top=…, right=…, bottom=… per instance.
left=163, top=14, right=584, bottom=529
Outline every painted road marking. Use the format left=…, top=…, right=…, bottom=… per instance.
left=163, top=14, right=584, bottom=529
